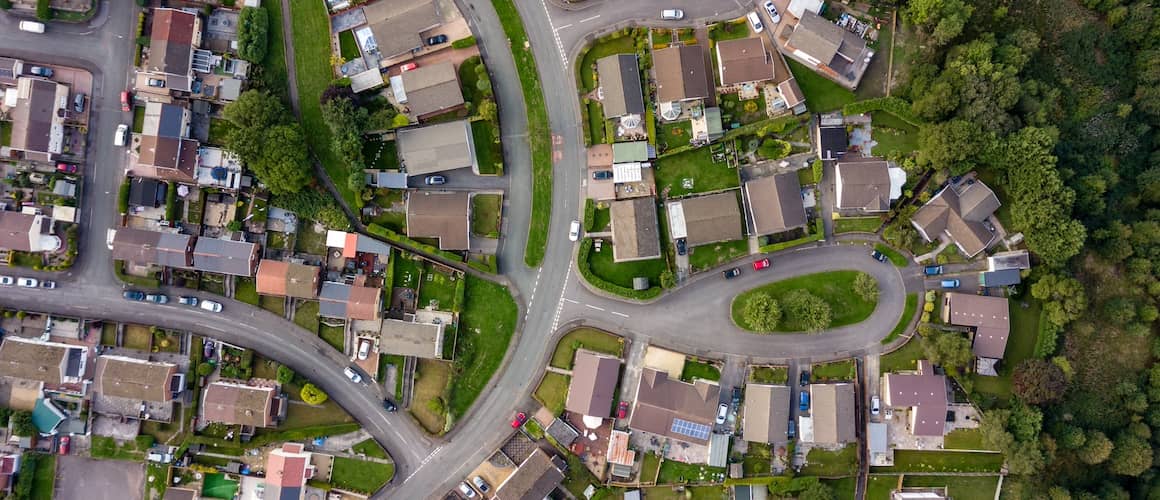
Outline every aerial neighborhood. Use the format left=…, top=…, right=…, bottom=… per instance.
left=0, top=0, right=1156, bottom=498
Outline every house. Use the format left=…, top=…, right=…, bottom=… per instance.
left=835, top=157, right=904, bottom=213
left=4, top=77, right=70, bottom=162
left=396, top=120, right=478, bottom=176
left=715, top=37, right=776, bottom=86
left=943, top=293, right=1010, bottom=373
left=162, top=488, right=200, bottom=500
left=370, top=318, right=444, bottom=359
left=132, top=102, right=199, bottom=183
left=782, top=11, right=873, bottom=89
left=0, top=337, right=87, bottom=387
left=988, top=250, right=1030, bottom=271
left=319, top=280, right=382, bottom=320
left=93, top=355, right=183, bottom=423
left=609, top=197, right=661, bottom=262
left=128, top=178, right=167, bottom=208
left=0, top=57, right=23, bottom=85
left=406, top=190, right=470, bottom=250
left=194, top=146, right=244, bottom=190
left=596, top=54, right=645, bottom=119
left=653, top=45, right=711, bottom=104
left=0, top=212, right=61, bottom=253
left=801, top=383, right=855, bottom=445
left=264, top=442, right=315, bottom=500
left=777, top=78, right=807, bottom=113
left=108, top=227, right=195, bottom=269
left=743, top=173, right=807, bottom=236
left=494, top=448, right=566, bottom=500
left=191, top=237, right=260, bottom=277
left=565, top=350, right=621, bottom=418
left=255, top=260, right=321, bottom=299
left=363, top=0, right=442, bottom=60
left=742, top=384, right=791, bottom=444
left=629, top=368, right=720, bottom=446
left=980, top=269, right=1021, bottom=287
left=667, top=192, right=743, bottom=247
left=145, top=8, right=202, bottom=92
left=201, top=381, right=282, bottom=428
left=816, top=117, right=848, bottom=161
left=0, top=455, right=19, bottom=495
left=882, top=360, right=948, bottom=437
left=395, top=62, right=465, bottom=120
left=911, top=181, right=1001, bottom=258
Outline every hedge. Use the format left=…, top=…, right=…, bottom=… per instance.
left=117, top=179, right=131, bottom=214
left=1034, top=308, right=1060, bottom=358
left=577, top=238, right=662, bottom=300
left=366, top=223, right=497, bottom=275
left=164, top=181, right=178, bottom=221
left=451, top=272, right=467, bottom=312
left=237, top=7, right=269, bottom=63
left=583, top=198, right=595, bottom=232
left=758, top=219, right=824, bottom=253
left=451, top=36, right=476, bottom=49
left=842, top=97, right=923, bottom=127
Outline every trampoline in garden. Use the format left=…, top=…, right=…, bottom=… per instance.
left=201, top=473, right=239, bottom=499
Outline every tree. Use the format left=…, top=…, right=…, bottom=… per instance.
left=1077, top=430, right=1113, bottom=464
left=276, top=364, right=295, bottom=385
left=390, top=113, right=411, bottom=129
left=853, top=273, right=879, bottom=302
left=1031, top=273, right=1088, bottom=327
left=10, top=410, right=34, bottom=437
left=782, top=290, right=832, bottom=332
left=1006, top=439, right=1046, bottom=475
left=1057, top=425, right=1086, bottom=449
left=367, top=106, right=400, bottom=131
left=920, top=330, right=973, bottom=369
left=196, top=362, right=215, bottom=377
left=758, top=139, right=791, bottom=159
left=743, top=293, right=782, bottom=332
left=916, top=120, right=984, bottom=174
left=659, top=270, right=675, bottom=289
left=1108, top=433, right=1152, bottom=476
left=222, top=91, right=311, bottom=194
left=904, top=0, right=974, bottom=46
left=237, top=7, right=269, bottom=63
left=35, top=0, right=51, bottom=20
left=478, top=99, right=498, bottom=123
left=798, top=482, right=835, bottom=500
left=253, top=125, right=312, bottom=195
left=1008, top=401, right=1043, bottom=442
left=1103, top=297, right=1138, bottom=324
left=300, top=383, right=329, bottom=405
left=1012, top=359, right=1068, bottom=404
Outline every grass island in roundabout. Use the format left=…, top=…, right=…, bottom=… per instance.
left=731, top=270, right=879, bottom=333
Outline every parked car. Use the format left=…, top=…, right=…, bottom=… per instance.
left=799, top=391, right=810, bottom=412
left=569, top=220, right=581, bottom=242
left=343, top=366, right=363, bottom=384
left=357, top=338, right=372, bottom=360
left=114, top=124, right=129, bottom=147
left=29, top=66, right=52, bottom=78
left=870, top=250, right=888, bottom=263
left=39, top=281, right=56, bottom=289
left=18, top=21, right=46, bottom=33
left=592, top=170, right=613, bottom=180
left=120, top=91, right=131, bottom=112
left=123, top=290, right=146, bottom=301
left=145, top=293, right=169, bottom=304
left=426, top=34, right=448, bottom=45
left=747, top=12, right=765, bottom=33
left=73, top=93, right=86, bottom=113
left=871, top=396, right=881, bottom=416
left=147, top=78, right=166, bottom=88
left=940, top=279, right=961, bottom=289
left=424, top=175, right=446, bottom=185
left=722, top=267, right=741, bottom=279
left=178, top=296, right=199, bottom=306
left=511, top=411, right=528, bottom=428
left=399, top=62, right=418, bottom=72
left=799, top=369, right=810, bottom=387
left=16, top=278, right=38, bottom=288
left=716, top=403, right=729, bottom=424
left=763, top=1, right=782, bottom=23
left=472, top=476, right=490, bottom=494
left=200, top=300, right=222, bottom=312
left=617, top=401, right=629, bottom=419
left=56, top=162, right=78, bottom=174
left=732, top=387, right=742, bottom=407
left=58, top=435, right=69, bottom=455
left=660, top=9, right=684, bottom=20
left=383, top=399, right=397, bottom=412
left=923, top=265, right=944, bottom=276
left=457, top=482, right=477, bottom=499
left=0, top=276, right=12, bottom=286
left=752, top=258, right=771, bottom=271
left=787, top=420, right=796, bottom=439
left=676, top=238, right=687, bottom=256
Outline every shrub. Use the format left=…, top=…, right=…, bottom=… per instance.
left=196, top=362, right=215, bottom=377
left=35, top=0, right=51, bottom=20
left=165, top=181, right=178, bottom=221
left=237, top=7, right=270, bottom=63
left=843, top=97, right=923, bottom=126
left=118, top=179, right=131, bottom=214
left=583, top=198, right=595, bottom=231
left=451, top=36, right=476, bottom=49
left=758, top=139, right=791, bottom=159
left=300, top=383, right=329, bottom=405
left=276, top=364, right=295, bottom=385
left=10, top=411, right=34, bottom=436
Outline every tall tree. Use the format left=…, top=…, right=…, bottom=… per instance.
left=237, top=7, right=269, bottom=63
left=1108, top=433, right=1152, bottom=476
left=1076, top=430, right=1113, bottom=465
left=782, top=290, right=832, bottom=332
left=904, top=0, right=974, bottom=46
left=1013, top=359, right=1068, bottom=404
left=743, top=293, right=781, bottom=332
left=921, top=330, right=973, bottom=370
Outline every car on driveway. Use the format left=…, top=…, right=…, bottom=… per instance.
left=747, top=12, right=765, bottom=33
left=763, top=0, right=781, bottom=23
left=383, top=399, right=397, bottom=412
left=799, top=391, right=810, bottom=411
left=617, top=401, right=629, bottom=419
left=788, top=420, right=796, bottom=439
left=16, top=278, right=38, bottom=288
left=457, top=482, right=477, bottom=499
left=676, top=238, right=687, bottom=256
left=200, top=300, right=223, bottom=312
left=800, top=369, right=810, bottom=387
left=722, top=267, right=741, bottom=279
left=343, top=366, right=363, bottom=384
left=147, top=78, right=166, bottom=88
left=424, top=175, right=446, bottom=185
left=178, top=296, right=199, bottom=306
left=923, top=265, right=944, bottom=276
left=426, top=34, right=448, bottom=45
left=0, top=276, right=11, bottom=286
left=940, top=279, right=961, bottom=289
left=592, top=170, right=613, bottom=180
left=871, top=396, right=881, bottom=416
left=399, top=62, right=418, bottom=72
left=472, top=476, right=490, bottom=494
left=752, top=258, right=771, bottom=271
left=511, top=411, right=527, bottom=428
left=145, top=293, right=168, bottom=304
left=123, top=290, right=146, bottom=301
left=660, top=9, right=684, bottom=20
left=870, top=250, right=888, bottom=263
left=58, top=435, right=69, bottom=455
left=56, top=162, right=78, bottom=174
left=29, top=66, right=52, bottom=77
left=716, top=403, right=729, bottom=424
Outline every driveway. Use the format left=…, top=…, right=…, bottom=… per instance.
left=54, top=456, right=144, bottom=500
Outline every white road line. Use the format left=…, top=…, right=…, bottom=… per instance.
left=579, top=14, right=601, bottom=23
left=563, top=298, right=579, bottom=304
left=585, top=304, right=605, bottom=311
left=611, top=311, right=629, bottom=318
left=556, top=23, right=573, bottom=30
left=539, top=0, right=569, bottom=64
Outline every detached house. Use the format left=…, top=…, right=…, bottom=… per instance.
left=834, top=157, right=905, bottom=213
left=742, top=384, right=791, bottom=444
left=406, top=190, right=470, bottom=251
left=629, top=368, right=720, bottom=448
left=201, top=381, right=283, bottom=428
left=93, top=356, right=183, bottom=423
left=144, top=8, right=202, bottom=92
left=743, top=173, right=807, bottom=237
left=716, top=37, right=776, bottom=86
left=0, top=212, right=61, bottom=253
left=653, top=45, right=711, bottom=104
left=883, top=360, right=948, bottom=437
left=609, top=197, right=661, bottom=263
left=667, top=192, right=744, bottom=247
left=565, top=350, right=620, bottom=418
left=911, top=180, right=1001, bottom=258
left=596, top=54, right=645, bottom=119
left=782, top=11, right=873, bottom=90
left=394, top=62, right=465, bottom=120
left=943, top=293, right=1010, bottom=376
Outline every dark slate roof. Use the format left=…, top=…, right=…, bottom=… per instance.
left=818, top=126, right=847, bottom=160
left=156, top=103, right=185, bottom=139
left=192, top=237, right=258, bottom=277
left=128, top=178, right=167, bottom=208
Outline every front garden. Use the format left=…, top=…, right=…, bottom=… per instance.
left=731, top=271, right=879, bottom=332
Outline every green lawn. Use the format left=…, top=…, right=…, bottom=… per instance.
left=902, top=475, right=1000, bottom=500
left=534, top=372, right=570, bottom=416
left=294, top=223, right=328, bottom=254
left=870, top=111, right=919, bottom=157
left=824, top=477, right=858, bottom=500
left=30, top=453, right=55, bottom=500
left=654, top=147, right=740, bottom=197
left=640, top=453, right=662, bottom=482
left=8, top=251, right=42, bottom=268
left=470, top=120, right=502, bottom=175
left=874, top=243, right=908, bottom=267
left=786, top=58, right=856, bottom=113
left=337, top=30, right=360, bottom=60
left=261, top=295, right=285, bottom=316
left=811, top=359, right=855, bottom=382
left=743, top=442, right=772, bottom=476
left=750, top=366, right=788, bottom=384
left=872, top=450, right=1004, bottom=473
left=260, top=1, right=289, bottom=97
left=834, top=216, right=882, bottom=234
left=132, top=106, right=146, bottom=133
left=801, top=444, right=858, bottom=477
left=943, top=428, right=996, bottom=451
left=880, top=337, right=924, bottom=373
left=447, top=277, right=517, bottom=418
left=688, top=239, right=749, bottom=271
left=470, top=194, right=502, bottom=236
left=392, top=253, right=423, bottom=289
left=657, top=119, right=693, bottom=151
left=731, top=271, right=879, bottom=332
left=294, top=301, right=320, bottom=333
left=586, top=100, right=607, bottom=144
left=0, top=121, right=11, bottom=146
left=417, top=265, right=458, bottom=311
left=657, top=460, right=726, bottom=484
left=235, top=278, right=260, bottom=305
left=866, top=475, right=900, bottom=500
left=352, top=439, right=389, bottom=459
left=273, top=394, right=354, bottom=429
left=971, top=299, right=1043, bottom=402
left=409, top=359, right=452, bottom=433
left=363, top=137, right=398, bottom=170
left=549, top=328, right=624, bottom=369
left=586, top=241, right=668, bottom=288
left=590, top=205, right=611, bottom=231
left=207, top=118, right=234, bottom=146
left=681, top=359, right=721, bottom=382
left=708, top=19, right=749, bottom=42
left=330, top=457, right=394, bottom=493
left=719, top=93, right=768, bottom=126
left=576, top=33, right=638, bottom=92
left=319, top=325, right=345, bottom=351
left=289, top=0, right=358, bottom=207
left=881, top=293, right=919, bottom=345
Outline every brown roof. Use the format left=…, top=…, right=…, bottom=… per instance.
left=587, top=144, right=613, bottom=169
left=94, top=356, right=178, bottom=403
left=744, top=173, right=807, bottom=236
left=9, top=78, right=59, bottom=156
left=149, top=9, right=197, bottom=78
left=716, top=37, right=775, bottom=85
left=364, top=0, right=442, bottom=58
left=679, top=192, right=743, bottom=246
left=109, top=227, right=194, bottom=268
left=742, top=384, right=790, bottom=443
left=883, top=360, right=947, bottom=436
left=565, top=351, right=621, bottom=418
left=778, top=78, right=806, bottom=108
left=406, top=191, right=470, bottom=250
left=0, top=212, right=38, bottom=252
left=945, top=293, right=1010, bottom=359
left=911, top=182, right=1000, bottom=257
left=494, top=448, right=564, bottom=500
left=255, top=260, right=321, bottom=299
left=629, top=368, right=719, bottom=445
left=346, top=285, right=383, bottom=320
left=596, top=54, right=645, bottom=118
left=610, top=197, right=662, bottom=262
left=0, top=338, right=71, bottom=385
left=163, top=488, right=199, bottom=500
left=135, top=136, right=198, bottom=182
left=809, top=383, right=856, bottom=444
left=835, top=157, right=891, bottom=211
left=654, top=45, right=711, bottom=103
left=201, top=382, right=276, bottom=427
left=400, top=62, right=464, bottom=118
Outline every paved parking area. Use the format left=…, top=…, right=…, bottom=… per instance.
left=54, top=456, right=144, bottom=500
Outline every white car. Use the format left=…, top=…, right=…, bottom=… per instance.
left=357, top=338, right=372, bottom=360
left=747, top=12, right=765, bottom=33
left=344, top=366, right=363, bottom=384
left=458, top=482, right=477, bottom=499
left=763, top=1, right=781, bottom=24
left=200, top=300, right=223, bottom=313
left=716, top=403, right=729, bottom=424
left=0, top=276, right=14, bottom=286
left=569, top=220, right=581, bottom=242
left=660, top=9, right=684, bottom=20
left=16, top=278, right=38, bottom=288
left=871, top=395, right=881, bottom=416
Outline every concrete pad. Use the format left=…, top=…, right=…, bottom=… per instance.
left=642, top=345, right=686, bottom=380
left=54, top=455, right=144, bottom=500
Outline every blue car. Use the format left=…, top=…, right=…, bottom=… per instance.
left=122, top=291, right=146, bottom=301
left=940, top=279, right=961, bottom=289
left=788, top=420, right=796, bottom=439
left=799, top=391, right=810, bottom=412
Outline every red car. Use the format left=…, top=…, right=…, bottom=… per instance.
left=120, top=91, right=131, bottom=112
left=617, top=401, right=629, bottom=419
left=58, top=435, right=69, bottom=455
left=752, top=258, right=771, bottom=271
left=399, top=62, right=418, bottom=72
left=56, top=162, right=77, bottom=174
left=511, top=411, right=527, bottom=429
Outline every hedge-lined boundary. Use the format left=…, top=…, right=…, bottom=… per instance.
left=842, top=97, right=923, bottom=127
left=577, top=238, right=661, bottom=300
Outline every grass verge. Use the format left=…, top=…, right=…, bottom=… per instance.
left=550, top=328, right=624, bottom=369
left=447, top=277, right=517, bottom=418
left=533, top=372, right=570, bottom=416
left=731, top=270, right=878, bottom=332
left=330, top=457, right=394, bottom=494
left=881, top=293, right=918, bottom=345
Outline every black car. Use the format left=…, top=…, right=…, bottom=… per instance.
left=676, top=238, right=687, bottom=256
left=383, top=399, right=397, bottom=412
left=426, top=34, right=448, bottom=46
left=799, top=369, right=810, bottom=387
left=592, top=170, right=613, bottom=180
left=731, top=387, right=742, bottom=406
left=722, top=267, right=741, bottom=279
left=870, top=250, right=888, bottom=263
left=123, top=290, right=146, bottom=301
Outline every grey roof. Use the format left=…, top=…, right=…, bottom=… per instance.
left=396, top=120, right=477, bottom=176
left=716, top=37, right=775, bottom=85
left=708, top=432, right=730, bottom=467
left=110, top=227, right=194, bottom=268
left=596, top=54, right=645, bottom=118
left=883, top=360, right=947, bottom=436
left=129, top=178, right=167, bottom=207
left=743, top=384, right=790, bottom=443
left=192, top=237, right=258, bottom=277
left=12, top=78, right=57, bottom=154
left=744, top=174, right=807, bottom=236
left=911, top=181, right=1000, bottom=257
left=375, top=318, right=443, bottom=359
left=494, top=448, right=564, bottom=500
left=565, top=351, right=620, bottom=417
left=156, top=103, right=186, bottom=138
left=787, top=11, right=844, bottom=63
left=365, top=0, right=442, bottom=58
left=981, top=269, right=1021, bottom=287
left=399, top=62, right=464, bottom=118
left=817, top=126, right=847, bottom=160
left=680, top=192, right=743, bottom=247
left=0, top=57, right=20, bottom=82
left=610, top=197, right=662, bottom=262
left=988, top=250, right=1031, bottom=271
left=318, top=282, right=351, bottom=319
left=809, top=383, right=856, bottom=444
left=653, top=45, right=711, bottom=103
left=836, top=157, right=892, bottom=211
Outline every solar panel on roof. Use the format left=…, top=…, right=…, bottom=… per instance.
left=670, top=418, right=711, bottom=440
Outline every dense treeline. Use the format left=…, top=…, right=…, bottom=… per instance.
left=894, top=0, right=1160, bottom=497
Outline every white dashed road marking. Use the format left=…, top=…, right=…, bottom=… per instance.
left=611, top=311, right=629, bottom=318
left=585, top=304, right=605, bottom=311
left=579, top=15, right=601, bottom=23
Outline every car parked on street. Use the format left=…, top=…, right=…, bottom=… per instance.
left=145, top=294, right=168, bottom=304
left=383, top=399, right=397, bottom=412
left=123, top=290, right=146, bottom=301
left=0, top=276, right=12, bottom=286
left=923, top=265, right=944, bottom=276
left=120, top=91, right=132, bottom=112
left=343, top=366, right=363, bottom=383
left=511, top=411, right=527, bottom=428
left=569, top=220, right=581, bottom=242
left=19, top=21, right=46, bottom=33
left=200, top=300, right=223, bottom=312
left=752, top=258, right=771, bottom=271
left=661, top=9, right=684, bottom=20
left=870, top=250, right=888, bottom=263
left=457, top=482, right=477, bottom=499
left=39, top=281, right=56, bottom=289
left=178, top=296, right=199, bottom=306
left=426, top=34, right=448, bottom=45
left=16, top=278, right=37, bottom=288
left=722, top=267, right=741, bottom=279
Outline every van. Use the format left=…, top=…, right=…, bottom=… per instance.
left=114, top=124, right=129, bottom=147
left=19, top=21, right=46, bottom=34
left=747, top=12, right=765, bottom=33
left=940, top=279, right=961, bottom=289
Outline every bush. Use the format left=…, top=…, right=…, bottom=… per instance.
left=758, top=139, right=791, bottom=159
left=10, top=411, right=34, bottom=437
left=583, top=198, right=596, bottom=232
left=237, top=7, right=270, bottom=63
left=196, top=362, right=215, bottom=377
left=0, top=0, right=12, bottom=10
left=300, top=383, right=329, bottom=405
left=276, top=364, right=295, bottom=385
left=118, top=179, right=131, bottom=214
left=165, top=181, right=178, bottom=221
left=35, top=0, right=51, bottom=20
left=576, top=238, right=662, bottom=300
left=843, top=97, right=923, bottom=126
left=811, top=160, right=823, bottom=183
left=451, top=36, right=476, bottom=49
